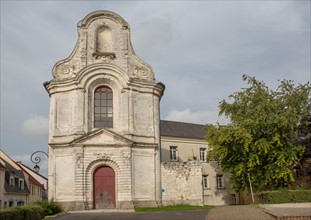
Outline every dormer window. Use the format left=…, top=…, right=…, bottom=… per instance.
left=10, top=176, right=14, bottom=186
left=94, top=86, right=113, bottom=128
left=19, top=179, right=24, bottom=190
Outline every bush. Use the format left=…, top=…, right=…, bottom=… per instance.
left=257, top=189, right=311, bottom=204
left=0, top=200, right=62, bottom=220
left=32, top=199, right=62, bottom=216
left=0, top=205, right=45, bottom=220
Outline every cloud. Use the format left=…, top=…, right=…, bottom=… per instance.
left=163, top=109, right=219, bottom=124
left=133, top=14, right=177, bottom=59
left=21, top=115, right=49, bottom=136
left=1, top=1, right=309, bottom=159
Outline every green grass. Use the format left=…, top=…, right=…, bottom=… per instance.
left=135, top=204, right=214, bottom=212
left=42, top=212, right=67, bottom=219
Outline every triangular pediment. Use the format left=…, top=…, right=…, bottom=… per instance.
left=72, top=129, right=133, bottom=146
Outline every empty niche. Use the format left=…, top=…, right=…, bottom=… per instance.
left=96, top=26, right=113, bottom=53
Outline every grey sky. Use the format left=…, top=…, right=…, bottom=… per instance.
left=1, top=1, right=310, bottom=176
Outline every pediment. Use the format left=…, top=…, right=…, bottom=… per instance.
left=72, top=129, right=133, bottom=146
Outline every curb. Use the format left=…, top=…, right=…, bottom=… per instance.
left=261, top=207, right=311, bottom=220
left=68, top=209, right=135, bottom=214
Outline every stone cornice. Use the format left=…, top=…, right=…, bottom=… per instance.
left=78, top=10, right=129, bottom=29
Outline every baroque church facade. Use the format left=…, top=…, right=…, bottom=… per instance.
left=44, top=11, right=233, bottom=210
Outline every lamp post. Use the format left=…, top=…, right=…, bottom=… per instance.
left=30, top=151, right=48, bottom=173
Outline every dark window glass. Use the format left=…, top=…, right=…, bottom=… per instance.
left=94, top=86, right=113, bottom=128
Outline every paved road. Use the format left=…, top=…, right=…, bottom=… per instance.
left=54, top=210, right=210, bottom=220
left=53, top=203, right=311, bottom=220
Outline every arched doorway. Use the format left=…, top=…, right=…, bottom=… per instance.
left=93, top=166, right=116, bottom=209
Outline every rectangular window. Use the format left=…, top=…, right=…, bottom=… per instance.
left=10, top=177, right=14, bottom=186
left=170, top=146, right=178, bottom=161
left=203, top=175, right=209, bottom=189
left=19, top=180, right=24, bottom=190
left=17, top=201, right=24, bottom=206
left=200, top=148, right=206, bottom=161
left=217, top=175, right=224, bottom=188
left=94, top=86, right=113, bottom=128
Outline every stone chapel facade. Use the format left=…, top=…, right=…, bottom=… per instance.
left=44, top=10, right=164, bottom=210
left=44, top=10, right=234, bottom=210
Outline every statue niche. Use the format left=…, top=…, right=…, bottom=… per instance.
left=93, top=26, right=116, bottom=62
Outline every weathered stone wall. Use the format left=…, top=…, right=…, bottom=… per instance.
left=161, top=161, right=203, bottom=206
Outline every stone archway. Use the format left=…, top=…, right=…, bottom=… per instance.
left=93, top=166, right=116, bottom=209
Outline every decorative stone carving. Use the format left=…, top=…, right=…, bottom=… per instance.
left=93, top=52, right=116, bottom=63
left=73, top=146, right=84, bottom=168
left=75, top=152, right=83, bottom=168
left=121, top=150, right=132, bottom=165
left=130, top=57, right=155, bottom=81
left=54, top=64, right=77, bottom=80
left=135, top=66, right=150, bottom=78
left=94, top=153, right=112, bottom=161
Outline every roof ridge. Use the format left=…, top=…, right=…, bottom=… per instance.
left=160, top=119, right=206, bottom=126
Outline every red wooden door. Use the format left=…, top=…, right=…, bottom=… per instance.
left=93, top=166, right=116, bottom=209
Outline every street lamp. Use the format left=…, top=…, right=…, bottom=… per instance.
left=30, top=151, right=48, bottom=173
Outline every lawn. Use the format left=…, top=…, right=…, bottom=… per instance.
left=135, top=204, right=214, bottom=212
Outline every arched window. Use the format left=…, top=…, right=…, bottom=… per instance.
left=94, top=86, right=113, bottom=128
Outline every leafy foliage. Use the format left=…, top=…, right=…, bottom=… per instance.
left=0, top=200, right=62, bottom=220
left=206, top=75, right=311, bottom=192
left=297, top=114, right=311, bottom=177
left=32, top=199, right=62, bottom=216
left=0, top=205, right=45, bottom=220
left=257, top=189, right=311, bottom=204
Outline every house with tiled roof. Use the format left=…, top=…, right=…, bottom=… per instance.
left=17, top=162, right=48, bottom=200
left=0, top=150, right=45, bottom=208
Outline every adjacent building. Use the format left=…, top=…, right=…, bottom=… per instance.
left=0, top=150, right=46, bottom=208
left=17, top=162, right=48, bottom=200
left=160, top=120, right=234, bottom=206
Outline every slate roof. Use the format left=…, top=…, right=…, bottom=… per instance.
left=4, top=168, right=30, bottom=194
left=160, top=120, right=208, bottom=139
left=17, top=162, right=48, bottom=181
left=1, top=150, right=30, bottom=194
left=17, top=163, right=45, bottom=188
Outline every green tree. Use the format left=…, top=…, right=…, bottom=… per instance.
left=206, top=75, right=311, bottom=192
left=297, top=114, right=311, bottom=178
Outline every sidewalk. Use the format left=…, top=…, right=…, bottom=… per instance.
left=207, top=205, right=275, bottom=220
left=260, top=203, right=311, bottom=220
left=206, top=203, right=311, bottom=220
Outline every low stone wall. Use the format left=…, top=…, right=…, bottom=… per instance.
left=161, top=161, right=203, bottom=206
